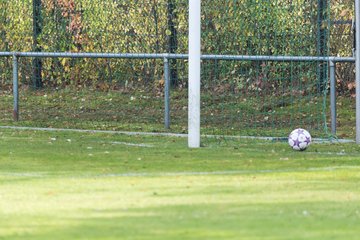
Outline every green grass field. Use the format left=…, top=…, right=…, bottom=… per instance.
left=2, top=87, right=354, bottom=138
left=1, top=129, right=360, bottom=239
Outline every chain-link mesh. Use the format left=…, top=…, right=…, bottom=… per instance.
left=0, top=0, right=189, bottom=133
left=0, top=0, right=350, bottom=138
left=329, top=0, right=355, bottom=139
left=200, top=0, right=331, bottom=137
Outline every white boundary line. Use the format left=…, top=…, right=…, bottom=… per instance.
left=108, top=141, right=153, bottom=148
left=0, top=126, right=188, bottom=137
left=0, top=125, right=355, bottom=143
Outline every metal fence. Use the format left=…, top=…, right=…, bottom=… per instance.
left=0, top=0, right=358, bottom=140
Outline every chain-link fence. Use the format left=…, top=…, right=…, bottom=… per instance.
left=0, top=0, right=355, bottom=138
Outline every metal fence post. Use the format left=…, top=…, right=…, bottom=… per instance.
left=13, top=54, right=19, bottom=121
left=164, top=57, right=170, bottom=129
left=329, top=61, right=336, bottom=135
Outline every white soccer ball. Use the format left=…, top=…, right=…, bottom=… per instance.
left=288, top=128, right=312, bottom=151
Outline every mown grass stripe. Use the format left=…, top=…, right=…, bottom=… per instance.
left=1, top=166, right=360, bottom=179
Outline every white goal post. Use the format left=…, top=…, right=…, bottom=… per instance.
left=188, top=0, right=360, bottom=146
left=188, top=0, right=201, bottom=148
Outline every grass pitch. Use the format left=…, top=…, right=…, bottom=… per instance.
left=0, top=129, right=360, bottom=239
left=2, top=88, right=354, bottom=138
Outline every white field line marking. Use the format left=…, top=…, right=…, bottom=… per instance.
left=0, top=126, right=187, bottom=138
left=0, top=136, right=153, bottom=148
left=0, top=172, right=47, bottom=177
left=0, top=126, right=355, bottom=143
left=109, top=141, right=153, bottom=148
left=1, top=166, right=360, bottom=179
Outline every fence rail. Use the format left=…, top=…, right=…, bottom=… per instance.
left=0, top=52, right=356, bottom=62
left=0, top=52, right=355, bottom=136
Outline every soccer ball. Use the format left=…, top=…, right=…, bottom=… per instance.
left=288, top=128, right=312, bottom=151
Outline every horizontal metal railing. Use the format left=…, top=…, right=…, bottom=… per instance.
left=0, top=51, right=356, bottom=62
left=0, top=52, right=355, bottom=136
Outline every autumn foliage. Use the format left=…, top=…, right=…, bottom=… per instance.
left=0, top=0, right=355, bottom=95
